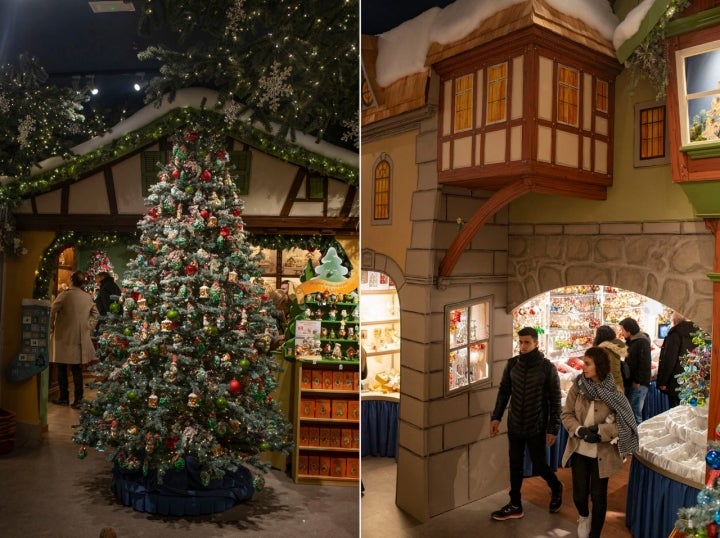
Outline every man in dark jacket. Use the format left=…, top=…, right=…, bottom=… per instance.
left=619, top=317, right=652, bottom=424
left=489, top=327, right=563, bottom=521
left=94, top=271, right=122, bottom=321
left=657, top=312, right=696, bottom=408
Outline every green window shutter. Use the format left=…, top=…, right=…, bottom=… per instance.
left=141, top=151, right=163, bottom=198
left=307, top=174, right=324, bottom=200
left=229, top=150, right=252, bottom=194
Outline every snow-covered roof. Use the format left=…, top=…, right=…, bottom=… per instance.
left=372, top=0, right=659, bottom=89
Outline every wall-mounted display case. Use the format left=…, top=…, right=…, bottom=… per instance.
left=360, top=270, right=400, bottom=388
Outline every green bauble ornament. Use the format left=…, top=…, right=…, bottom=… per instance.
left=174, top=457, right=185, bottom=471
left=123, top=327, right=133, bottom=337
left=109, top=302, right=121, bottom=314
left=259, top=441, right=271, bottom=452
left=185, top=185, right=195, bottom=195
left=253, top=474, right=265, bottom=492
left=239, top=358, right=250, bottom=370
left=198, top=342, right=206, bottom=353
left=215, top=397, right=227, bottom=409
left=208, top=416, right=217, bottom=428
left=167, top=309, right=179, bottom=320
left=207, top=325, right=219, bottom=337
left=127, top=390, right=137, bottom=400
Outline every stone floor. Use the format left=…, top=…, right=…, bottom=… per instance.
left=0, top=396, right=359, bottom=538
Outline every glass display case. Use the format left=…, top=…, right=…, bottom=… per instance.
left=445, top=297, right=491, bottom=395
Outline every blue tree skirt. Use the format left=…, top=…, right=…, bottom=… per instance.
left=112, top=457, right=255, bottom=515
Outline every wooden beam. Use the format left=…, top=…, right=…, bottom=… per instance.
left=438, top=176, right=606, bottom=277
left=14, top=214, right=358, bottom=235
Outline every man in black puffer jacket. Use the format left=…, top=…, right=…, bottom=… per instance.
left=657, top=312, right=696, bottom=408
left=490, top=326, right=563, bottom=521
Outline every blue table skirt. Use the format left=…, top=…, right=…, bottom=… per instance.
left=361, top=399, right=399, bottom=458
left=626, top=457, right=700, bottom=538
left=643, top=380, right=670, bottom=421
left=112, top=458, right=255, bottom=515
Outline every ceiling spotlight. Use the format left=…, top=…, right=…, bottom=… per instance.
left=133, top=72, right=147, bottom=92
left=86, top=75, right=99, bottom=96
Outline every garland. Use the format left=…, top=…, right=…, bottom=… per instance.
left=33, top=231, right=351, bottom=300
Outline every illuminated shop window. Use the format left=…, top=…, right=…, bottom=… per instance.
left=557, top=65, right=579, bottom=127
left=487, top=62, right=507, bottom=124
left=454, top=73, right=474, bottom=131
left=445, top=296, right=491, bottom=396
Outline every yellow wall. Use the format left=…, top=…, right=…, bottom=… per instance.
left=361, top=130, right=418, bottom=272
left=2, top=231, right=54, bottom=423
left=509, top=70, right=696, bottom=223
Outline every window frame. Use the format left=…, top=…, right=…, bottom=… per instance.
left=371, top=153, right=392, bottom=225
left=675, top=39, right=720, bottom=147
left=444, top=296, right=492, bottom=396
left=634, top=100, right=669, bottom=167
left=557, top=64, right=579, bottom=127
left=453, top=73, right=474, bottom=132
left=486, top=62, right=508, bottom=125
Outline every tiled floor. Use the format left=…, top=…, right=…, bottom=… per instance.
left=361, top=456, right=579, bottom=537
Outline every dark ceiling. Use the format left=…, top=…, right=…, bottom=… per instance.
left=361, top=0, right=457, bottom=35
left=0, top=0, right=446, bottom=147
left=0, top=0, right=164, bottom=121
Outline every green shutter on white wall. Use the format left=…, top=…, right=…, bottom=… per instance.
left=229, top=150, right=252, bottom=194
left=141, top=151, right=163, bottom=197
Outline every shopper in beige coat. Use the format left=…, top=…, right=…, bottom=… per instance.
left=561, top=346, right=639, bottom=538
left=51, top=271, right=99, bottom=409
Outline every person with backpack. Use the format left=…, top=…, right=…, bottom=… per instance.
left=657, top=312, right=696, bottom=408
left=592, top=325, right=627, bottom=392
left=489, top=326, right=564, bottom=521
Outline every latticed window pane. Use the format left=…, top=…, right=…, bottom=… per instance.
left=487, top=63, right=507, bottom=123
left=596, top=80, right=609, bottom=113
left=374, top=160, right=391, bottom=220
left=640, top=105, right=666, bottom=160
left=558, top=65, right=579, bottom=126
left=454, top=74, right=474, bottom=131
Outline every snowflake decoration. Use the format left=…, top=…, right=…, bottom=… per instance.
left=256, top=61, right=293, bottom=113
left=225, top=0, right=247, bottom=39
left=224, top=101, right=243, bottom=125
left=341, top=112, right=359, bottom=149
left=0, top=92, right=9, bottom=114
left=17, top=115, right=36, bottom=149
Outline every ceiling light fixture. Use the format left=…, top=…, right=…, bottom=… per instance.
left=86, top=75, right=99, bottom=96
left=133, top=72, right=146, bottom=92
left=88, top=1, right=136, bottom=14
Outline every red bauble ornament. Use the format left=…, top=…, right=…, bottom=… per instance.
left=148, top=207, right=158, bottom=220
left=232, top=208, right=241, bottom=216
left=185, top=133, right=198, bottom=141
left=217, top=150, right=226, bottom=159
left=220, top=226, right=230, bottom=237
left=172, top=169, right=181, bottom=179
left=186, top=264, right=197, bottom=276
left=201, top=170, right=212, bottom=181
left=200, top=209, right=209, bottom=220
left=228, top=379, right=242, bottom=394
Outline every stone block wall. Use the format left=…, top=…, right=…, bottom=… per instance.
left=507, top=222, right=714, bottom=330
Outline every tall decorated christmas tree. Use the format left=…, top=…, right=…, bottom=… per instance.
left=73, top=120, right=292, bottom=514
left=84, top=250, right=117, bottom=296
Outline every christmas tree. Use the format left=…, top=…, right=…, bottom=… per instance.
left=84, top=250, right=117, bottom=296
left=73, top=120, right=292, bottom=509
left=676, top=329, right=711, bottom=408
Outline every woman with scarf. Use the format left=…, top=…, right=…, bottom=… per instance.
left=561, top=346, right=639, bottom=538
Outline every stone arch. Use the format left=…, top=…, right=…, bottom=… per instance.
left=507, top=229, right=714, bottom=330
